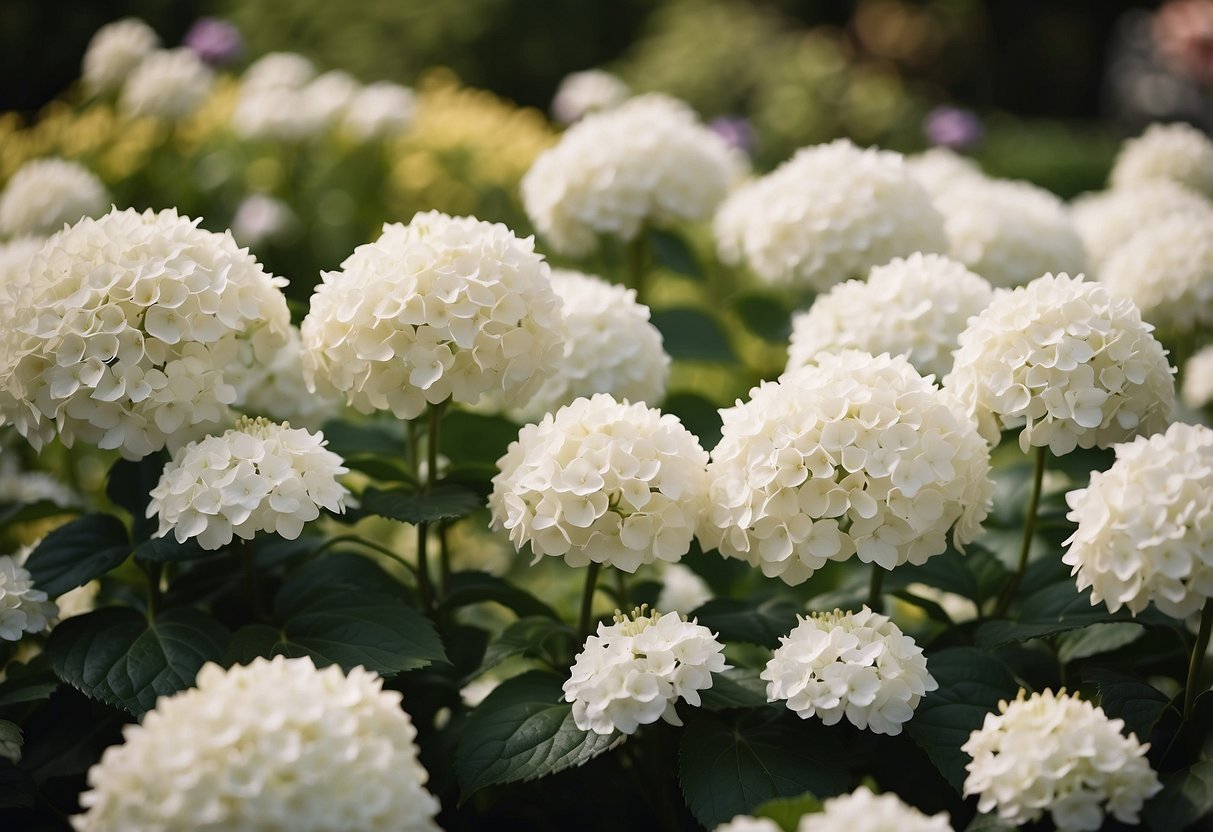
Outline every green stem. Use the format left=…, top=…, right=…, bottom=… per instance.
left=627, top=232, right=648, bottom=305
left=240, top=539, right=264, bottom=620
left=868, top=563, right=886, bottom=614
left=1184, top=601, right=1213, bottom=722
left=579, top=562, right=603, bottom=642
left=439, top=521, right=452, bottom=599
left=308, top=534, right=418, bottom=576
left=615, top=568, right=630, bottom=610
left=140, top=561, right=161, bottom=621
left=994, top=445, right=1047, bottom=619
left=415, top=401, right=445, bottom=613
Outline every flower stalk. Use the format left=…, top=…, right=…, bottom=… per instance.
left=995, top=445, right=1047, bottom=619
left=1184, top=600, right=1213, bottom=722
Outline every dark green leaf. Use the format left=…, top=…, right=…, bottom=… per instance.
left=647, top=227, right=702, bottom=280
left=975, top=582, right=1166, bottom=648
left=275, top=552, right=411, bottom=609
left=732, top=291, right=792, bottom=344
left=133, top=534, right=210, bottom=563
left=693, top=597, right=800, bottom=648
left=105, top=453, right=168, bottom=542
left=24, top=514, right=130, bottom=597
left=479, top=616, right=574, bottom=674
left=320, top=419, right=405, bottom=458
left=699, top=667, right=770, bottom=710
left=0, top=655, right=59, bottom=706
left=651, top=307, right=736, bottom=362
left=442, top=571, right=559, bottom=620
left=254, top=534, right=324, bottom=568
left=662, top=391, right=724, bottom=451
left=889, top=546, right=1009, bottom=607
left=1143, top=759, right=1213, bottom=832
left=754, top=793, right=823, bottom=832
left=1056, top=622, right=1145, bottom=663
left=0, top=719, right=21, bottom=760
left=360, top=484, right=483, bottom=525
left=1085, top=669, right=1172, bottom=742
left=0, top=499, right=76, bottom=529
left=441, top=410, right=521, bottom=468
left=0, top=759, right=34, bottom=809
left=343, top=456, right=417, bottom=484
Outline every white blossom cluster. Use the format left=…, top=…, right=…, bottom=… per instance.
left=73, top=656, right=441, bottom=832
left=714, top=817, right=779, bottom=832
left=1183, top=344, right=1213, bottom=409
left=148, top=416, right=349, bottom=550
left=0, top=237, right=44, bottom=298
left=235, top=327, right=341, bottom=431
left=302, top=211, right=564, bottom=419
left=563, top=607, right=727, bottom=735
left=714, top=139, right=947, bottom=291
left=342, top=81, right=417, bottom=141
left=0, top=546, right=56, bottom=642
left=655, top=563, right=713, bottom=615
left=700, top=351, right=992, bottom=585
left=962, top=689, right=1162, bottom=832
left=232, top=53, right=353, bottom=140
left=1063, top=421, right=1213, bottom=619
left=786, top=254, right=994, bottom=380
left=550, top=69, right=630, bottom=124
left=944, top=273, right=1176, bottom=454
left=761, top=607, right=937, bottom=735
left=0, top=456, right=77, bottom=509
left=0, top=207, right=291, bottom=459
left=490, top=394, right=709, bottom=573
left=904, top=147, right=983, bottom=199
left=799, top=786, right=951, bottom=832
left=120, top=48, right=215, bottom=120
left=1110, top=121, right=1213, bottom=199
left=230, top=193, right=295, bottom=248
left=522, top=94, right=742, bottom=256
left=1070, top=180, right=1213, bottom=267
left=81, top=17, right=160, bottom=95
left=0, top=158, right=108, bottom=238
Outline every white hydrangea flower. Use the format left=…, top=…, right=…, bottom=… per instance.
left=700, top=351, right=992, bottom=585
left=0, top=457, right=77, bottom=509
left=1070, top=180, right=1213, bottom=267
left=342, top=81, right=417, bottom=141
left=799, top=786, right=951, bottom=832
left=1098, top=212, right=1213, bottom=334
left=905, top=146, right=984, bottom=200
left=944, top=273, right=1176, bottom=454
left=962, top=689, right=1162, bottom=832
left=1182, top=344, right=1213, bottom=409
left=563, top=607, right=728, bottom=735
left=148, top=416, right=349, bottom=550
left=73, top=656, right=440, bottom=832
left=231, top=53, right=330, bottom=141
left=1063, top=422, right=1213, bottom=619
left=0, top=237, right=46, bottom=319
left=0, top=159, right=108, bottom=238
left=302, top=211, right=564, bottom=419
left=120, top=48, right=215, bottom=120
left=932, top=176, right=1087, bottom=289
left=0, top=546, right=57, bottom=642
left=714, top=817, right=781, bottom=832
left=522, top=94, right=743, bottom=256
left=82, top=17, right=160, bottom=95
left=490, top=394, right=709, bottom=573
left=241, top=52, right=317, bottom=91
left=235, top=327, right=341, bottom=431
left=786, top=254, right=994, bottom=380
left=655, top=563, right=712, bottom=615
left=0, top=207, right=291, bottom=459
left=1111, top=122, right=1213, bottom=199
left=297, top=70, right=359, bottom=130
left=550, top=69, right=630, bottom=124
left=230, top=193, right=294, bottom=247
left=715, top=139, right=947, bottom=291
left=762, top=607, right=937, bottom=735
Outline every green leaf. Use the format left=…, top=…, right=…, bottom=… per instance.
left=441, top=410, right=521, bottom=468
left=678, top=710, right=849, bottom=829
left=732, top=291, right=792, bottom=344
left=888, top=546, right=1008, bottom=607
left=1056, top=622, right=1145, bottom=663
left=0, top=759, right=34, bottom=809
left=441, top=571, right=560, bottom=620
left=651, top=307, right=736, bottom=363
left=320, top=419, right=405, bottom=458
left=662, top=391, right=724, bottom=451
left=699, top=667, right=770, bottom=710
left=647, top=227, right=703, bottom=280
left=24, top=513, right=130, bottom=597
left=133, top=534, right=211, bottom=563
left=975, top=582, right=1165, bottom=648
left=0, top=499, right=76, bottom=529
left=905, top=647, right=1020, bottom=791
left=455, top=671, right=618, bottom=799
left=1085, top=669, right=1172, bottom=742
left=1143, top=759, right=1213, bottom=832
left=754, top=793, right=823, bottom=832
left=105, top=453, right=168, bottom=541
left=47, top=607, right=229, bottom=715
left=0, top=655, right=59, bottom=706
left=964, top=813, right=1017, bottom=832
left=692, top=597, right=800, bottom=648
left=479, top=616, right=574, bottom=675
left=275, top=552, right=411, bottom=609
left=0, top=719, right=21, bottom=762
left=359, top=483, right=483, bottom=525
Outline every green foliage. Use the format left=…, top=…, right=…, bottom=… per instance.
left=1144, top=760, right=1213, bottom=832
left=651, top=307, right=737, bottom=363
left=24, top=514, right=130, bottom=597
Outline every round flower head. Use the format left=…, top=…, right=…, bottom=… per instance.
left=231, top=53, right=324, bottom=141
left=1070, top=180, right=1213, bottom=268
left=148, top=416, right=349, bottom=550
left=799, top=786, right=951, bottom=832
left=1098, top=211, right=1213, bottom=334
left=1182, top=344, right=1213, bottom=409
left=342, top=81, right=417, bottom=141
left=944, top=273, right=1176, bottom=454
left=0, top=237, right=46, bottom=306
left=786, top=253, right=994, bottom=380
left=522, top=93, right=742, bottom=256
left=120, top=48, right=215, bottom=120
left=962, top=689, right=1161, bottom=832
left=714, top=818, right=780, bottom=832
left=715, top=140, right=947, bottom=291
left=489, top=394, right=709, bottom=573
left=655, top=562, right=712, bottom=615
left=761, top=607, right=937, bottom=735
left=700, top=351, right=992, bottom=585
left=0, top=546, right=57, bottom=642
left=933, top=176, right=1087, bottom=289
left=563, top=607, right=727, bottom=735
left=0, top=455, right=78, bottom=509
left=230, top=194, right=294, bottom=248
left=73, top=656, right=440, bottom=832
left=235, top=327, right=341, bottom=431
left=302, top=211, right=564, bottom=418
left=0, top=208, right=290, bottom=459
left=1111, top=121, right=1213, bottom=199
left=0, top=159, right=108, bottom=238
left=550, top=69, right=630, bottom=124
left=1063, top=422, right=1213, bottom=619
left=82, top=17, right=160, bottom=95
left=905, top=146, right=984, bottom=200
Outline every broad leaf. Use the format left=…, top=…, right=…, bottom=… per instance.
left=1085, top=669, right=1172, bottom=742
left=692, top=597, right=800, bottom=648
left=889, top=546, right=1008, bottom=607
left=320, top=419, right=405, bottom=458
left=0, top=720, right=21, bottom=762
left=0, top=759, right=34, bottom=809
left=360, top=484, right=483, bottom=525
left=732, top=291, right=792, bottom=344
left=0, top=655, right=59, bottom=706
left=0, top=499, right=76, bottom=529
left=1143, top=760, right=1213, bottom=832
left=441, top=410, right=521, bottom=468
left=441, top=571, right=560, bottom=620
left=651, top=307, right=736, bottom=363
left=276, top=552, right=411, bottom=609
left=479, top=616, right=574, bottom=675
left=975, top=582, right=1166, bottom=647
left=105, top=453, right=168, bottom=541
left=699, top=667, right=770, bottom=710
left=1056, top=622, right=1145, bottom=663
left=648, top=227, right=703, bottom=280
left=662, top=391, right=724, bottom=451
left=133, top=534, right=211, bottom=563
left=24, top=514, right=130, bottom=597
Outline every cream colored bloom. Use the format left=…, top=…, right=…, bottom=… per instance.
left=0, top=546, right=56, bottom=642
left=799, top=786, right=951, bottom=832
left=120, top=49, right=214, bottom=120
left=342, top=82, right=417, bottom=140
left=655, top=563, right=712, bottom=615
left=1071, top=180, right=1213, bottom=268
left=550, top=69, right=630, bottom=124
left=82, top=17, right=160, bottom=95
left=1111, top=122, right=1213, bottom=198
left=0, top=159, right=108, bottom=238
left=1182, top=344, right=1213, bottom=409
left=714, top=817, right=781, bottom=832
left=905, top=146, right=984, bottom=199
left=235, top=327, right=341, bottom=431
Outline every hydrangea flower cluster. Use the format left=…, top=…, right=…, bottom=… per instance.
left=700, top=351, right=992, bottom=585
left=0, top=158, right=108, bottom=238
left=714, top=139, right=947, bottom=291
left=550, top=69, right=630, bottom=124
left=1070, top=180, right=1213, bottom=267
left=0, top=456, right=77, bottom=509
left=1063, top=421, right=1213, bottom=619
left=761, top=607, right=937, bottom=735
left=120, top=48, right=215, bottom=120
left=81, top=17, right=159, bottom=95
left=962, top=689, right=1162, bottom=832
left=799, top=786, right=951, bottom=832
left=490, top=394, right=709, bottom=573
left=655, top=563, right=713, bottom=615
left=1183, top=344, right=1213, bottom=409
left=73, top=656, right=441, bottom=832
left=563, top=607, right=727, bottom=735
left=944, top=273, right=1176, bottom=454
left=235, top=327, right=341, bottom=431
left=0, top=546, right=56, bottom=642
left=0, top=207, right=291, bottom=459
left=342, top=81, right=417, bottom=141
left=230, top=193, right=295, bottom=247
left=1110, top=121, right=1213, bottom=199
left=302, top=211, right=564, bottom=419
left=231, top=53, right=361, bottom=140
left=904, top=146, right=983, bottom=199
left=786, top=254, right=994, bottom=380
left=714, top=817, right=780, bottom=832
left=522, top=94, right=742, bottom=256
left=148, top=416, right=349, bottom=550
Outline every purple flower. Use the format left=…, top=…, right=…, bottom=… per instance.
left=709, top=116, right=756, bottom=155
left=183, top=17, right=243, bottom=67
left=923, top=106, right=984, bottom=151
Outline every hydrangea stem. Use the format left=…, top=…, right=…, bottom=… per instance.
left=415, top=402, right=444, bottom=614
left=140, top=560, right=161, bottom=621
left=1184, top=601, right=1213, bottom=722
left=994, top=445, right=1047, bottom=619
left=579, top=562, right=603, bottom=642
left=868, top=563, right=886, bottom=614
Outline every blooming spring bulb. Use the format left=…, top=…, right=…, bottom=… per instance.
left=1111, top=121, right=1213, bottom=198
left=786, top=253, right=994, bottom=381
left=0, top=208, right=291, bottom=459
left=1070, top=180, right=1213, bottom=267
left=799, top=786, right=951, bottom=832
left=944, top=273, right=1176, bottom=454
left=522, top=93, right=743, bottom=256
left=82, top=17, right=160, bottom=95
left=489, top=394, right=709, bottom=573
left=148, top=416, right=349, bottom=550
left=550, top=69, right=630, bottom=124
left=1183, top=344, right=1213, bottom=409
left=235, top=327, right=341, bottom=431
left=120, top=48, right=215, bottom=120
left=302, top=211, right=564, bottom=419
left=962, top=689, right=1161, bottom=832
left=0, top=547, right=57, bottom=642
left=342, top=81, right=417, bottom=141
left=1063, top=422, right=1213, bottom=619
left=0, top=158, right=108, bottom=238
left=762, top=607, right=937, bottom=735
left=73, top=656, right=440, bottom=832
left=563, top=607, right=727, bottom=735
left=715, top=139, right=947, bottom=291
left=700, top=351, right=992, bottom=585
